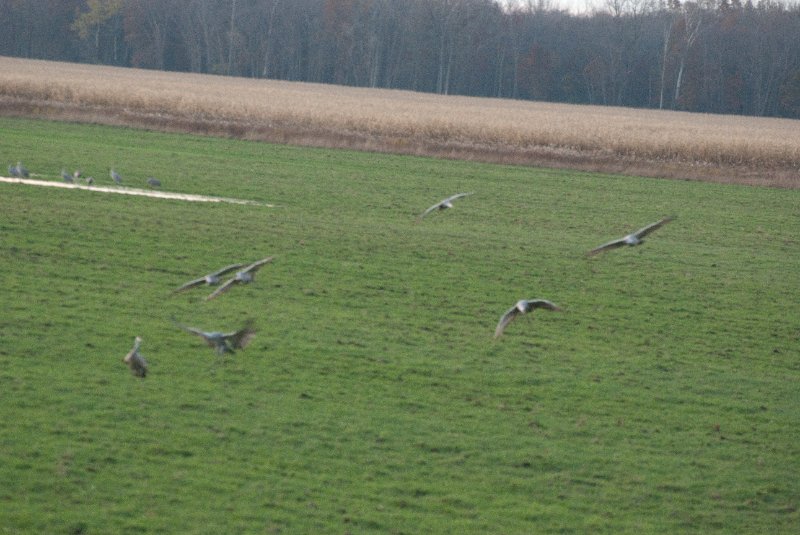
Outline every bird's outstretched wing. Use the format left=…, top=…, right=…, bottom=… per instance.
left=172, top=276, right=209, bottom=294
left=442, top=192, right=473, bottom=203
left=632, top=216, right=675, bottom=239
left=207, top=258, right=273, bottom=300
left=417, top=202, right=444, bottom=221
left=587, top=237, right=627, bottom=256
left=527, top=299, right=561, bottom=312
left=242, top=256, right=274, bottom=274
left=173, top=263, right=245, bottom=294
left=172, top=318, right=214, bottom=345
left=206, top=277, right=239, bottom=301
left=225, top=320, right=256, bottom=350
left=494, top=306, right=522, bottom=338
left=416, top=192, right=473, bottom=221
left=211, top=263, right=246, bottom=277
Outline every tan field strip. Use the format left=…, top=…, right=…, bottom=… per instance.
left=0, top=176, right=273, bottom=206
left=0, top=56, right=798, bottom=187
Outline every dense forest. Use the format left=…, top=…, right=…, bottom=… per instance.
left=1, top=0, right=799, bottom=118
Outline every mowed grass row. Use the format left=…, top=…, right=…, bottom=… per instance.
left=1, top=117, right=798, bottom=533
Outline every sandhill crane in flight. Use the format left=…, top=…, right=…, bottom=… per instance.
left=172, top=263, right=246, bottom=294
left=122, top=336, right=148, bottom=377
left=110, top=169, right=122, bottom=184
left=172, top=318, right=256, bottom=355
left=206, top=257, right=274, bottom=301
left=417, top=192, right=474, bottom=222
left=587, top=216, right=675, bottom=257
left=494, top=299, right=562, bottom=338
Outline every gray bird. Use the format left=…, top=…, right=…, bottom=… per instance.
left=494, top=299, right=562, bottom=338
left=172, top=318, right=256, bottom=355
left=206, top=257, right=274, bottom=301
left=85, top=176, right=94, bottom=185
left=61, top=169, right=73, bottom=183
left=417, top=192, right=474, bottom=221
left=122, top=336, right=148, bottom=378
left=15, top=162, right=29, bottom=178
left=146, top=177, right=161, bottom=188
left=110, top=169, right=122, bottom=184
left=73, top=170, right=82, bottom=179
left=172, top=263, right=246, bottom=294
left=8, top=164, right=18, bottom=177
left=587, top=216, right=675, bottom=257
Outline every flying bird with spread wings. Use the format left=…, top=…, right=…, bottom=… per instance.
left=172, top=263, right=246, bottom=294
left=206, top=256, right=274, bottom=301
left=172, top=318, right=256, bottom=355
left=587, top=216, right=675, bottom=257
left=122, top=336, right=148, bottom=377
left=494, top=299, right=562, bottom=338
left=416, top=192, right=474, bottom=222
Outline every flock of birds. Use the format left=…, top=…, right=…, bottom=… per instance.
left=3, top=160, right=261, bottom=378
left=123, top=186, right=675, bottom=377
left=4, top=161, right=676, bottom=378
left=118, top=187, right=674, bottom=378
left=122, top=257, right=274, bottom=377
left=417, top=192, right=675, bottom=338
left=4, top=162, right=674, bottom=378
left=7, top=161, right=161, bottom=188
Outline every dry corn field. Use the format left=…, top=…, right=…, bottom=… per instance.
left=1, top=56, right=798, bottom=187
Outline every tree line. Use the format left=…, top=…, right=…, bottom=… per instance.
left=2, top=0, right=799, bottom=118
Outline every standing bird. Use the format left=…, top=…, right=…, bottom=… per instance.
left=73, top=170, right=82, bottom=180
left=587, top=216, right=675, bottom=257
left=8, top=164, right=19, bottom=177
left=416, top=192, right=474, bottom=222
left=206, top=256, right=274, bottom=301
left=122, top=336, right=148, bottom=377
left=172, top=318, right=256, bottom=355
left=146, top=177, right=161, bottom=188
left=61, top=169, right=73, bottom=183
left=172, top=263, right=246, bottom=294
left=494, top=299, right=562, bottom=338
left=110, top=169, right=122, bottom=184
left=85, top=176, right=94, bottom=185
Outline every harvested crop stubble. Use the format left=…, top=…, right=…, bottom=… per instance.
left=1, top=56, right=798, bottom=187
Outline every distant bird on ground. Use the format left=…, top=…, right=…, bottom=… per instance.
left=122, top=336, right=148, bottom=378
left=146, top=177, right=161, bottom=188
left=587, top=216, right=675, bottom=257
left=85, top=176, right=94, bottom=185
left=494, top=299, right=562, bottom=338
left=206, top=256, right=274, bottom=301
left=417, top=192, right=474, bottom=221
left=73, top=170, right=82, bottom=179
left=172, top=263, right=246, bottom=294
left=8, top=164, right=18, bottom=177
left=61, top=169, right=73, bottom=183
left=172, top=318, right=256, bottom=355
left=110, top=169, right=122, bottom=184
left=15, top=162, right=29, bottom=178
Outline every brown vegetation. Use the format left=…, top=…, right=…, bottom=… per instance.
left=1, top=56, right=798, bottom=188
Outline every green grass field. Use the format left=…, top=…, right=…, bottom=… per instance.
left=1, top=117, right=798, bottom=534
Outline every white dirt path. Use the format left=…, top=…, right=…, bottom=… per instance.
left=0, top=176, right=274, bottom=207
